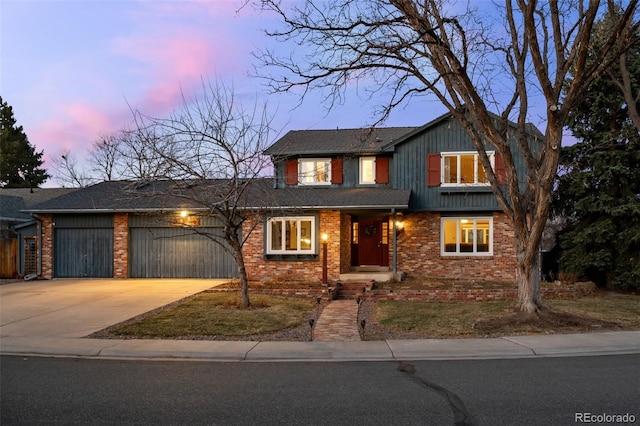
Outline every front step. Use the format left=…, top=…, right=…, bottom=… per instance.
left=339, top=271, right=394, bottom=282
left=334, top=281, right=373, bottom=300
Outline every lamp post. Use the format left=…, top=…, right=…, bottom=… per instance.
left=321, top=233, right=328, bottom=284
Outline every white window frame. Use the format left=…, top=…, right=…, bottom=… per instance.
left=441, top=217, right=493, bottom=256
left=359, top=156, right=376, bottom=184
left=298, top=158, right=332, bottom=185
left=441, top=151, right=494, bottom=187
left=266, top=216, right=316, bottom=255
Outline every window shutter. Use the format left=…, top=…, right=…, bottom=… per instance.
left=427, top=154, right=441, bottom=187
left=494, top=153, right=507, bottom=185
left=375, top=157, right=389, bottom=184
left=285, top=159, right=298, bottom=185
left=331, top=157, right=343, bottom=184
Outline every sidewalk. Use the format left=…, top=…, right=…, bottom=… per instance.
left=1, top=279, right=638, bottom=362
left=2, top=331, right=639, bottom=361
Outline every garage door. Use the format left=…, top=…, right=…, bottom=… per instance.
left=129, top=214, right=237, bottom=278
left=54, top=215, right=114, bottom=278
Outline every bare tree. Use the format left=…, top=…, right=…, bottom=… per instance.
left=256, top=0, right=639, bottom=313
left=50, top=149, right=94, bottom=188
left=131, top=80, right=275, bottom=308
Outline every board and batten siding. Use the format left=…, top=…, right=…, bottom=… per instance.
left=392, top=118, right=526, bottom=211
left=128, top=214, right=237, bottom=278
left=53, top=214, right=114, bottom=278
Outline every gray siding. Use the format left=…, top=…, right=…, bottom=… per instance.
left=53, top=214, right=114, bottom=277
left=392, top=118, right=523, bottom=211
left=54, top=227, right=114, bottom=277
left=129, top=214, right=236, bottom=278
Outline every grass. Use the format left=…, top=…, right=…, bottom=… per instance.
left=110, top=293, right=316, bottom=338
left=103, top=288, right=639, bottom=341
left=373, top=292, right=640, bottom=338
left=373, top=300, right=513, bottom=338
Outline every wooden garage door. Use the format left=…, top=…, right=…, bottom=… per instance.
left=54, top=215, right=114, bottom=278
left=129, top=215, right=237, bottom=278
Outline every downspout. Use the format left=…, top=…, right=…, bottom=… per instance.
left=391, top=208, right=397, bottom=280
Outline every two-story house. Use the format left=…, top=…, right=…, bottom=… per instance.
left=243, top=111, right=525, bottom=284
left=26, top=111, right=537, bottom=283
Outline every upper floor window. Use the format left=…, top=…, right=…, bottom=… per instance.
left=299, top=158, right=331, bottom=185
left=267, top=216, right=316, bottom=255
left=441, top=217, right=492, bottom=256
left=358, top=156, right=389, bottom=185
left=359, top=157, right=376, bottom=184
left=441, top=152, right=493, bottom=186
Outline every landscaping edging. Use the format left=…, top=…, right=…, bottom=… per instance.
left=209, top=281, right=597, bottom=302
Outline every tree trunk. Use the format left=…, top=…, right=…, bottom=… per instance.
left=227, top=234, right=251, bottom=308
left=514, top=235, right=545, bottom=313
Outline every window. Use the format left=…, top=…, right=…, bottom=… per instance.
left=441, top=152, right=493, bottom=186
left=299, top=159, right=331, bottom=185
left=360, top=157, right=376, bottom=184
left=267, top=216, right=316, bottom=254
left=441, top=217, right=492, bottom=255
left=359, top=156, right=389, bottom=185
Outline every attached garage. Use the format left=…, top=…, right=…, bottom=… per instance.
left=128, top=214, right=237, bottom=278
left=53, top=214, right=114, bottom=278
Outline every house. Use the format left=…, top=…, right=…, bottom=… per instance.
left=26, top=111, right=540, bottom=283
left=0, top=188, right=77, bottom=278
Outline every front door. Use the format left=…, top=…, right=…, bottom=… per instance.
left=357, top=218, right=389, bottom=266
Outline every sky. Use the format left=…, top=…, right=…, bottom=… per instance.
left=2, top=0, right=559, bottom=187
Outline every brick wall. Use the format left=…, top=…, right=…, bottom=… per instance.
left=39, top=214, right=54, bottom=279
left=396, top=212, right=517, bottom=282
left=243, top=210, right=343, bottom=282
left=113, top=212, right=129, bottom=278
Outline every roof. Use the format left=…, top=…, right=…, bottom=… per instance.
left=27, top=180, right=411, bottom=213
left=265, top=110, right=545, bottom=157
left=264, top=127, right=417, bottom=156
left=0, top=188, right=78, bottom=222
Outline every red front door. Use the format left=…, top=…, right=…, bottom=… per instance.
left=357, top=218, right=389, bottom=266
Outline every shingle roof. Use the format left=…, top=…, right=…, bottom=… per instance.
left=27, top=179, right=411, bottom=212
left=0, top=188, right=78, bottom=222
left=264, top=127, right=418, bottom=156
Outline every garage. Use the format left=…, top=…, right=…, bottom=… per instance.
left=128, top=214, right=237, bottom=278
left=53, top=214, right=114, bottom=278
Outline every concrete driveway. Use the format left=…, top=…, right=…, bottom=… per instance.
left=0, top=279, right=227, bottom=338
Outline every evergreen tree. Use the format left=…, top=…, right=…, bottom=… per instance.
left=0, top=96, right=50, bottom=188
left=555, top=12, right=640, bottom=290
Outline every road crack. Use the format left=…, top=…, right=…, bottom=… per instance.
left=398, top=362, right=478, bottom=426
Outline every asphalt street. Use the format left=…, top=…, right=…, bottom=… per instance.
left=2, top=354, right=638, bottom=425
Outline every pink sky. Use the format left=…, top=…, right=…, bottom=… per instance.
left=2, top=1, right=564, bottom=187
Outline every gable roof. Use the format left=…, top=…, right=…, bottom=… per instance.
left=264, top=127, right=417, bottom=156
left=27, top=179, right=411, bottom=213
left=0, top=188, right=78, bottom=223
left=265, top=110, right=545, bottom=157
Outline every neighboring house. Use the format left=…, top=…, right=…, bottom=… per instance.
left=0, top=188, right=77, bottom=277
left=26, top=111, right=541, bottom=283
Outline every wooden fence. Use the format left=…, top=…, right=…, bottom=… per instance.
left=0, top=238, right=18, bottom=278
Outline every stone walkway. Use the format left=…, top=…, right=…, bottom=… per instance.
left=313, top=300, right=361, bottom=341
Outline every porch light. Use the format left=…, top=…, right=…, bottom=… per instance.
left=180, top=210, right=189, bottom=218
left=321, top=233, right=328, bottom=241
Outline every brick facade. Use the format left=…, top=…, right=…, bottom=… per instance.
left=113, top=212, right=129, bottom=278
left=396, top=211, right=516, bottom=282
left=39, top=214, right=54, bottom=279
left=243, top=210, right=343, bottom=282
left=36, top=208, right=517, bottom=284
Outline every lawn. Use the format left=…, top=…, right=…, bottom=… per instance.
left=105, top=293, right=317, bottom=340
left=96, top=289, right=639, bottom=341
